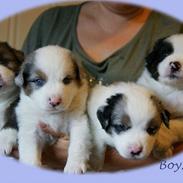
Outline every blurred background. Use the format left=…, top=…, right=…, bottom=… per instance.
left=0, top=1, right=82, bottom=49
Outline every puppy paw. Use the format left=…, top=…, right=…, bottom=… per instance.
left=164, top=147, right=173, bottom=158
left=64, top=161, right=88, bottom=174
left=153, top=146, right=173, bottom=160
left=0, top=129, right=17, bottom=156
left=19, top=157, right=42, bottom=167
left=0, top=139, right=14, bottom=155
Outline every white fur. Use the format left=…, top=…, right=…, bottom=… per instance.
left=16, top=46, right=91, bottom=173
left=0, top=128, right=17, bottom=155
left=138, top=34, right=183, bottom=158
left=87, top=82, right=159, bottom=170
left=138, top=34, right=183, bottom=117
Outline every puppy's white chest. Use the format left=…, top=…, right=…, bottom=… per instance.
left=41, top=113, right=69, bottom=133
left=164, top=91, right=183, bottom=116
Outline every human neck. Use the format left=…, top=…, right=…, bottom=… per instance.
left=85, top=2, right=149, bottom=33
left=100, top=2, right=144, bottom=19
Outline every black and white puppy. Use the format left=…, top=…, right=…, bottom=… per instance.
left=87, top=82, right=170, bottom=170
left=137, top=34, right=183, bottom=158
left=15, top=46, right=91, bottom=173
left=138, top=34, right=183, bottom=117
left=0, top=42, right=24, bottom=155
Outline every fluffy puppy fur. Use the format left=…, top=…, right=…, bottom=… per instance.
left=138, top=34, right=183, bottom=117
left=15, top=46, right=91, bottom=174
left=87, top=82, right=170, bottom=170
left=0, top=42, right=24, bottom=155
left=138, top=34, right=183, bottom=158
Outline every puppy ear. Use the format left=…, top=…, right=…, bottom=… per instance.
left=15, top=66, right=24, bottom=87
left=150, top=95, right=170, bottom=128
left=146, top=38, right=166, bottom=63
left=97, top=93, right=123, bottom=133
left=146, top=37, right=170, bottom=80
left=97, top=106, right=110, bottom=131
left=71, top=53, right=89, bottom=84
left=15, top=52, right=35, bottom=87
left=13, top=49, right=24, bottom=63
left=0, top=42, right=24, bottom=63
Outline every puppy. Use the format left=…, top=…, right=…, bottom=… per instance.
left=138, top=34, right=183, bottom=117
left=0, top=42, right=24, bottom=155
left=87, top=82, right=170, bottom=170
left=15, top=46, right=91, bottom=173
left=138, top=34, right=183, bottom=158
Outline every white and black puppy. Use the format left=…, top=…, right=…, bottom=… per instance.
left=137, top=34, right=183, bottom=158
left=0, top=42, right=24, bottom=155
left=15, top=46, right=91, bottom=173
left=138, top=34, right=183, bottom=117
left=87, top=82, right=170, bottom=170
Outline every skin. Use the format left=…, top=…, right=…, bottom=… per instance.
left=12, top=1, right=183, bottom=171
left=11, top=124, right=183, bottom=171
left=77, top=2, right=151, bottom=63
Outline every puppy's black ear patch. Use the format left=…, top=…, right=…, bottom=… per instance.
left=146, top=37, right=173, bottom=80
left=97, top=93, right=123, bottom=134
left=97, top=107, right=109, bottom=130
left=150, top=95, right=170, bottom=128
left=15, top=52, right=35, bottom=87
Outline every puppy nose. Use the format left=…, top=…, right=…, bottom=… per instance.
left=129, top=145, right=143, bottom=156
left=170, top=61, right=181, bottom=72
left=49, top=97, right=62, bottom=107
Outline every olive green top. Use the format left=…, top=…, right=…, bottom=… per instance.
left=23, top=3, right=183, bottom=85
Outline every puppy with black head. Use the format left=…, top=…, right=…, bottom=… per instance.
left=15, top=46, right=91, bottom=173
left=0, top=42, right=24, bottom=155
left=138, top=34, right=183, bottom=158
left=87, top=82, right=170, bottom=170
left=138, top=34, right=183, bottom=117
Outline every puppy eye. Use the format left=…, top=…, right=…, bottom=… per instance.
left=30, top=78, right=45, bottom=87
left=113, top=124, right=131, bottom=134
left=63, top=76, right=72, bottom=85
left=146, top=126, right=159, bottom=135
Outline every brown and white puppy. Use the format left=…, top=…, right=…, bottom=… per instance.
left=87, top=82, right=170, bottom=170
left=15, top=46, right=91, bottom=174
left=0, top=42, right=24, bottom=155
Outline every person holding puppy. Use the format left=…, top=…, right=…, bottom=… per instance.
left=21, top=1, right=183, bottom=171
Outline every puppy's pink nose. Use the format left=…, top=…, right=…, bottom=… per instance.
left=129, top=145, right=143, bottom=156
left=49, top=97, right=62, bottom=107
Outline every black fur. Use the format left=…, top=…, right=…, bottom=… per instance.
left=146, top=38, right=174, bottom=80
left=97, top=93, right=123, bottom=134
left=160, top=110, right=170, bottom=128
left=16, top=52, right=43, bottom=96
left=3, top=97, right=20, bottom=130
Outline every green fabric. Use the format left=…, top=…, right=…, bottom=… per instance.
left=23, top=3, right=183, bottom=85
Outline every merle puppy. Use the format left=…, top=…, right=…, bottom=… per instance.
left=15, top=46, right=91, bottom=174
left=0, top=42, right=24, bottom=155
left=87, top=82, right=170, bottom=170
left=138, top=34, right=183, bottom=158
